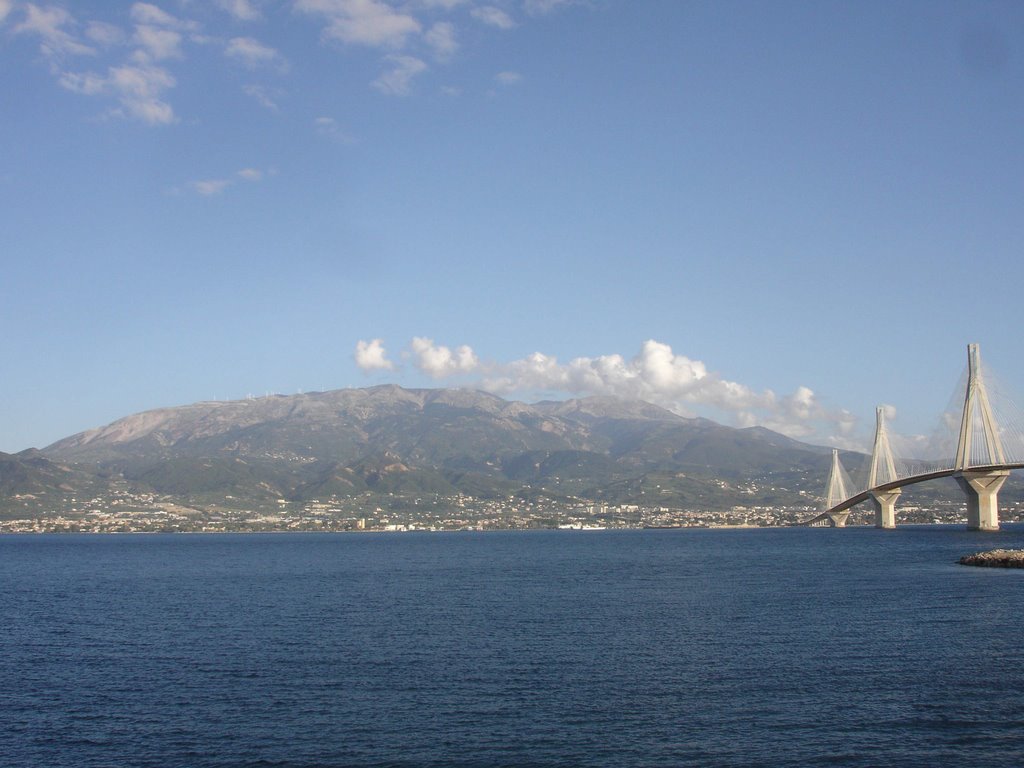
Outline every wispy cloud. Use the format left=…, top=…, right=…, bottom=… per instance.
left=134, top=24, right=183, bottom=60
left=41, top=2, right=204, bottom=125
left=295, top=0, right=421, bottom=49
left=524, top=0, right=578, bottom=16
left=291, top=0, right=587, bottom=94
left=129, top=2, right=201, bottom=60
left=471, top=6, right=516, bottom=30
left=14, top=4, right=96, bottom=58
left=108, top=63, right=176, bottom=122
left=130, top=3, right=195, bottom=31
left=416, top=0, right=468, bottom=8
left=191, top=178, right=232, bottom=196
left=424, top=21, right=457, bottom=59
left=225, top=36, right=287, bottom=70
left=58, top=70, right=106, bottom=96
left=495, top=70, right=521, bottom=85
left=243, top=83, right=283, bottom=110
left=372, top=54, right=427, bottom=95
left=60, top=62, right=177, bottom=124
left=188, top=167, right=270, bottom=196
left=0, top=1, right=12, bottom=25
left=85, top=21, right=126, bottom=48
left=19, top=0, right=593, bottom=120
left=216, top=0, right=262, bottom=21
left=314, top=116, right=356, bottom=142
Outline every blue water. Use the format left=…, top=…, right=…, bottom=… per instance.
left=2, top=526, right=1024, bottom=767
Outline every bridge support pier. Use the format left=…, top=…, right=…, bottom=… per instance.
left=827, top=511, right=849, bottom=528
left=955, top=470, right=1008, bottom=531
left=869, top=490, right=901, bottom=529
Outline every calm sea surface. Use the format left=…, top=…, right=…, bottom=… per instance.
left=2, top=526, right=1023, bottom=767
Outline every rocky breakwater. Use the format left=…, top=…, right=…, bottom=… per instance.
left=958, top=549, right=1024, bottom=568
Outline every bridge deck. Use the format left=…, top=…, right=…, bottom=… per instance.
left=800, top=463, right=1024, bottom=526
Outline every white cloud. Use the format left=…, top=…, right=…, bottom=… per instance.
left=355, top=339, right=395, bottom=371
left=60, top=62, right=177, bottom=124
left=17, top=0, right=599, bottom=129
left=296, top=0, right=421, bottom=49
left=495, top=70, right=521, bottom=85
left=48, top=3, right=201, bottom=125
left=471, top=6, right=516, bottom=29
left=14, top=4, right=96, bottom=58
left=217, top=0, right=262, bottom=21
left=225, top=36, right=287, bottom=69
left=524, top=0, right=577, bottom=15
left=243, top=83, right=282, bottom=110
left=108, top=63, right=176, bottom=122
left=130, top=3, right=193, bottom=31
left=187, top=167, right=268, bottom=195
left=0, top=0, right=12, bottom=25
left=416, top=0, right=467, bottom=8
left=129, top=2, right=201, bottom=59
left=424, top=21, right=457, bottom=58
left=314, top=116, right=356, bottom=142
left=410, top=337, right=479, bottom=377
left=59, top=70, right=107, bottom=95
left=367, top=337, right=855, bottom=442
left=85, top=21, right=126, bottom=47
left=372, top=54, right=426, bottom=95
left=134, top=24, right=183, bottom=60
left=191, top=178, right=231, bottom=195
left=480, top=341, right=724, bottom=409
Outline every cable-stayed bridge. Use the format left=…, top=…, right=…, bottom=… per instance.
left=802, top=344, right=1024, bottom=530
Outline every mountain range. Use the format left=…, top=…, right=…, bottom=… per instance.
left=1, top=385, right=853, bottom=518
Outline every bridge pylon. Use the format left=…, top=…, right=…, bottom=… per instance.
left=867, top=407, right=900, bottom=529
left=955, top=343, right=1005, bottom=470
left=954, top=343, right=1006, bottom=531
left=824, top=448, right=851, bottom=527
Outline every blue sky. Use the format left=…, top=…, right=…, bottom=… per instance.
left=2, top=0, right=1023, bottom=453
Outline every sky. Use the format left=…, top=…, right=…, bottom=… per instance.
left=2, top=0, right=1023, bottom=454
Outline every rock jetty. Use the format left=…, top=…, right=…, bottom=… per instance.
left=958, top=549, right=1024, bottom=568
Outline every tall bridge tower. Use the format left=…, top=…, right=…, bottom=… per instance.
left=823, top=449, right=851, bottom=527
left=868, top=407, right=900, bottom=529
left=954, top=343, right=1008, bottom=531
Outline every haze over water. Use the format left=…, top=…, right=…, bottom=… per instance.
left=3, top=527, right=1023, bottom=767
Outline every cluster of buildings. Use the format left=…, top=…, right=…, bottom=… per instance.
left=2, top=486, right=1016, bottom=533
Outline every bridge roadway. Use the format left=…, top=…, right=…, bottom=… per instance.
left=803, top=462, right=1024, bottom=525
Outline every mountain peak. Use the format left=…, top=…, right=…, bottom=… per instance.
left=533, top=395, right=686, bottom=423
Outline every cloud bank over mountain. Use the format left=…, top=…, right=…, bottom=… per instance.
left=354, top=337, right=858, bottom=445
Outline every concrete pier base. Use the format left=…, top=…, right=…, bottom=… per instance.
left=870, top=489, right=901, bottom=529
left=827, top=511, right=850, bottom=528
left=955, top=470, right=1008, bottom=531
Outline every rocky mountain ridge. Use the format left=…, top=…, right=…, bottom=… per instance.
left=5, top=385, right=848, bottom=516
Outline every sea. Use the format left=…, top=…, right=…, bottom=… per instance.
left=2, top=526, right=1023, bottom=768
